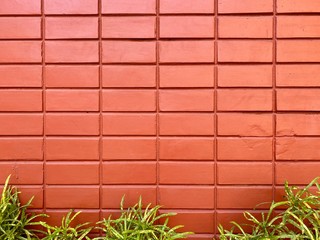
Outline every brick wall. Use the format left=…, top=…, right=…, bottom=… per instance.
left=0, top=0, right=320, bottom=239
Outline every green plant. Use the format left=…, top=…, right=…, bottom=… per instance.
left=94, top=196, right=192, bottom=240
left=0, top=175, right=44, bottom=240
left=217, top=177, right=320, bottom=240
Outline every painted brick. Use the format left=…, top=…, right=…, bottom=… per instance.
left=277, top=89, right=320, bottom=111
left=159, top=186, right=214, bottom=209
left=46, top=66, right=99, bottom=88
left=45, top=41, right=99, bottom=63
left=0, top=114, right=43, bottom=135
left=160, top=0, right=214, bottom=14
left=277, top=40, right=320, bottom=62
left=218, top=89, right=273, bottom=111
left=103, top=114, right=156, bottom=136
left=19, top=187, right=43, bottom=209
left=0, top=66, right=42, bottom=88
left=102, top=0, right=156, bottom=14
left=160, top=65, right=214, bottom=88
left=0, top=17, right=41, bottom=39
left=159, top=162, right=214, bottom=185
left=102, top=66, right=156, bottom=88
left=0, top=162, right=43, bottom=184
left=276, top=138, right=320, bottom=160
left=0, top=41, right=41, bottom=63
left=160, top=16, right=214, bottom=38
left=159, top=90, right=214, bottom=112
left=0, top=0, right=41, bottom=15
left=103, top=90, right=156, bottom=112
left=277, top=114, right=320, bottom=136
left=46, top=90, right=99, bottom=112
left=45, top=0, right=98, bottom=14
left=218, top=138, right=273, bottom=160
left=46, top=163, right=99, bottom=184
left=218, top=65, right=272, bottom=87
left=218, top=41, right=272, bottom=62
left=217, top=187, right=273, bottom=209
left=219, top=17, right=273, bottom=39
left=159, top=138, right=214, bottom=160
left=218, top=162, right=272, bottom=184
left=46, top=17, right=98, bottom=39
left=160, top=41, right=214, bottom=63
left=159, top=114, right=214, bottom=136
left=102, top=162, right=156, bottom=184
left=218, top=0, right=273, bottom=13
left=102, top=186, right=157, bottom=208
left=46, top=187, right=99, bottom=209
left=277, top=0, right=320, bottom=13
left=102, top=17, right=155, bottom=39
left=218, top=114, right=273, bottom=136
left=102, top=41, right=156, bottom=63
left=0, top=138, right=43, bottom=160
left=46, top=114, right=99, bottom=136
left=46, top=138, right=99, bottom=160
left=103, top=138, right=156, bottom=160
left=0, top=90, right=42, bottom=112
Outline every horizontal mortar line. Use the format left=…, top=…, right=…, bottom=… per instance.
left=217, top=37, right=273, bottom=40
left=276, top=37, right=320, bottom=40
left=0, top=38, right=42, bottom=41
left=276, top=86, right=320, bottom=89
left=0, top=87, right=44, bottom=90
left=217, top=13, right=274, bottom=16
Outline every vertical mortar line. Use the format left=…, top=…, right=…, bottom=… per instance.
left=156, top=0, right=160, bottom=206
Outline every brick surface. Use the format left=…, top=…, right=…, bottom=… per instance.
left=0, top=17, right=41, bottom=39
left=0, top=66, right=42, bottom=88
left=102, top=0, right=156, bottom=14
left=160, top=0, right=214, bottom=14
left=45, top=0, right=98, bottom=14
left=0, top=41, right=41, bottom=63
left=0, top=114, right=43, bottom=135
left=0, top=90, right=42, bottom=112
left=277, top=0, right=320, bottom=13
left=218, top=0, right=273, bottom=13
left=0, top=0, right=41, bottom=14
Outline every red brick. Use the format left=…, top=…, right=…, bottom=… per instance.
left=0, top=114, right=43, bottom=135
left=46, top=90, right=99, bottom=112
left=46, top=114, right=99, bottom=136
left=46, top=41, right=98, bottom=63
left=102, top=186, right=157, bottom=208
left=160, top=114, right=214, bottom=136
left=0, top=0, right=41, bottom=15
left=277, top=40, right=320, bottom=62
left=277, top=114, right=320, bottom=136
left=0, top=138, right=43, bottom=160
left=218, top=162, right=272, bottom=185
left=218, top=138, right=273, bottom=160
left=277, top=89, right=320, bottom=111
left=102, top=0, right=156, bottom=14
left=0, top=66, right=42, bottom=88
left=0, top=17, right=40, bottom=39
left=218, top=114, right=273, bottom=136
left=102, top=66, right=156, bottom=88
left=160, top=90, right=214, bottom=112
left=102, top=17, right=155, bottom=39
left=19, top=187, right=43, bottom=209
left=45, top=0, right=98, bottom=14
left=103, top=162, right=156, bottom=184
left=159, top=186, right=214, bottom=209
left=159, top=162, right=214, bottom=185
left=160, top=41, right=214, bottom=63
left=103, top=138, right=156, bottom=160
left=46, top=187, right=99, bottom=209
left=0, top=162, right=43, bottom=184
left=0, top=90, right=42, bottom=112
left=160, top=16, right=214, bottom=38
left=46, top=138, right=99, bottom=160
left=160, top=65, right=214, bottom=88
left=160, top=0, right=214, bottom=14
left=0, top=41, right=41, bottom=63
left=103, top=114, right=156, bottom=135
left=46, top=66, right=99, bottom=88
left=46, top=17, right=98, bottom=39
left=103, top=90, right=156, bottom=112
left=160, top=138, right=214, bottom=160
left=188, top=235, right=214, bottom=240
left=277, top=0, right=320, bottom=13
left=102, top=41, right=156, bottom=63
left=218, top=0, right=273, bottom=13
left=46, top=162, right=99, bottom=184
left=219, top=17, right=273, bottom=39
left=276, top=138, right=320, bottom=160
left=217, top=187, right=273, bottom=209
left=218, top=41, right=272, bottom=62
left=276, top=162, right=320, bottom=185
left=218, top=89, right=272, bottom=111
